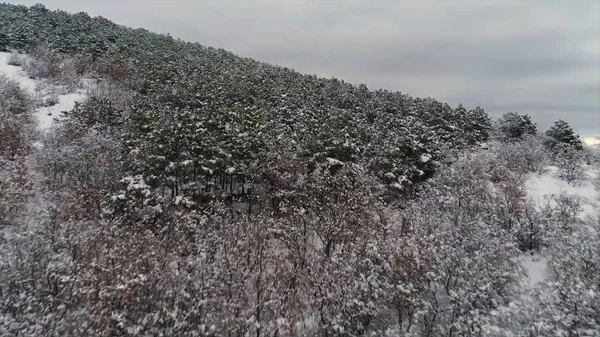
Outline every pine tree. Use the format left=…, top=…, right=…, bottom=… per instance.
left=0, top=32, right=9, bottom=52
left=544, top=119, right=583, bottom=151
left=497, top=112, right=537, bottom=140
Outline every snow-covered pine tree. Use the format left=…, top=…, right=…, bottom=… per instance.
left=496, top=112, right=537, bottom=140
left=544, top=119, right=584, bottom=151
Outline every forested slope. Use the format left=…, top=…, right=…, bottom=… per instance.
left=1, top=3, right=598, bottom=337
left=0, top=3, right=491, bottom=200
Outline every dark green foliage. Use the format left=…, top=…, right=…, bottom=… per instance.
left=67, top=97, right=122, bottom=128
left=0, top=2, right=493, bottom=200
left=497, top=112, right=537, bottom=140
left=0, top=32, right=9, bottom=52
left=464, top=106, right=493, bottom=145
left=544, top=119, right=583, bottom=151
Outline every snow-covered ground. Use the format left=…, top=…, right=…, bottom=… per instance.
left=520, top=164, right=599, bottom=290
left=526, top=165, right=598, bottom=221
left=0, top=52, right=36, bottom=94
left=520, top=254, right=548, bottom=287
left=0, top=52, right=90, bottom=132
left=34, top=91, right=87, bottom=130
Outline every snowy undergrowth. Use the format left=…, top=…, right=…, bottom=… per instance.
left=527, top=165, right=599, bottom=221
left=520, top=164, right=599, bottom=285
left=0, top=51, right=90, bottom=253
left=511, top=162, right=600, bottom=334
left=0, top=52, right=92, bottom=133
left=0, top=51, right=93, bottom=336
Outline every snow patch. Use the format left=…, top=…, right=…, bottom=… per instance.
left=1, top=52, right=88, bottom=130
left=34, top=92, right=87, bottom=130
left=0, top=52, right=37, bottom=95
left=384, top=172, right=395, bottom=179
left=526, top=165, right=599, bottom=221
left=326, top=157, right=344, bottom=167
left=520, top=254, right=548, bottom=287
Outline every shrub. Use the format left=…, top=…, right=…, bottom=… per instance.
left=105, top=58, right=131, bottom=83
left=592, top=172, right=600, bottom=192
left=23, top=48, right=60, bottom=79
left=0, top=74, right=32, bottom=116
left=73, top=54, right=98, bottom=76
left=64, top=81, right=133, bottom=128
left=492, top=134, right=549, bottom=176
left=7, top=51, right=22, bottom=66
left=22, top=48, right=81, bottom=93
left=0, top=115, right=29, bottom=157
left=0, top=74, right=32, bottom=157
left=554, top=143, right=586, bottom=185
left=40, top=92, right=60, bottom=107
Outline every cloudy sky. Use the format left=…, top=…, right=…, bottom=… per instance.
left=9, top=0, right=600, bottom=137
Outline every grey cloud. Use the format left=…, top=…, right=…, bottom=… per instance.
left=7, top=0, right=600, bottom=137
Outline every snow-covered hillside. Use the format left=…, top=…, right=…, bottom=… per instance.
left=1, top=49, right=599, bottom=336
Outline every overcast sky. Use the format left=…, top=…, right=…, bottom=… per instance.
left=9, top=0, right=600, bottom=137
